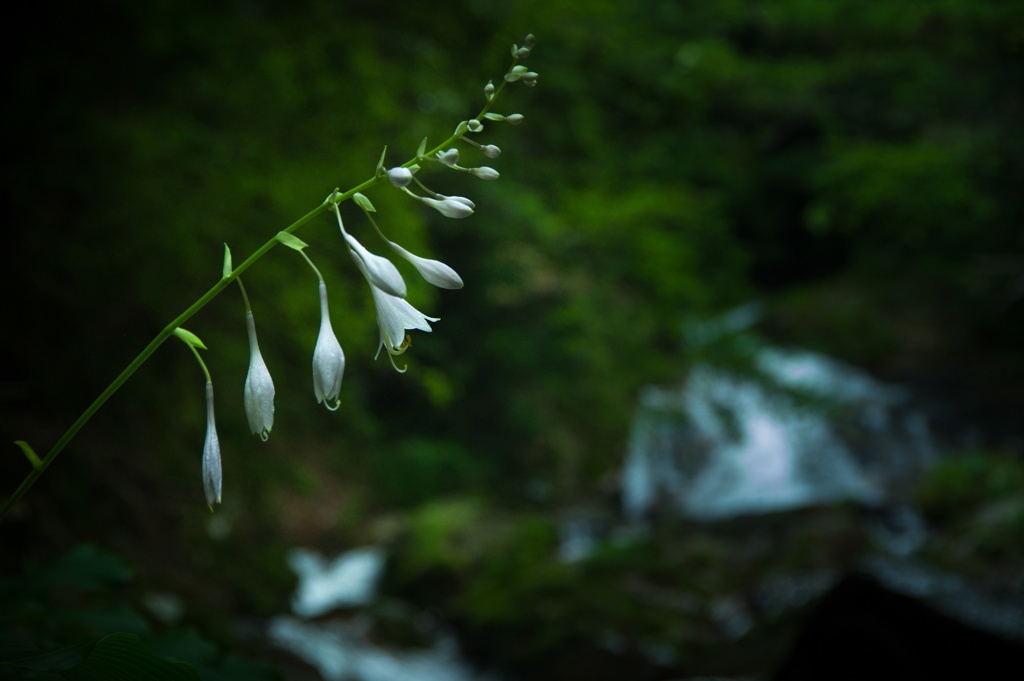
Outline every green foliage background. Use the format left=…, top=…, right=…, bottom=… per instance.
left=4, top=0, right=1023, bottom=676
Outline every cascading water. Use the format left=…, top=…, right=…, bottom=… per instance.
left=622, top=336, right=936, bottom=522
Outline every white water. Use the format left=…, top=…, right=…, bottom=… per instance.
left=622, top=345, right=936, bottom=521
left=269, top=547, right=493, bottom=681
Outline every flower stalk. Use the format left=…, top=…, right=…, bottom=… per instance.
left=2, top=33, right=538, bottom=517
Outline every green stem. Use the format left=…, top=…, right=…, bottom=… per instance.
left=0, top=198, right=327, bottom=520
left=1, top=52, right=524, bottom=521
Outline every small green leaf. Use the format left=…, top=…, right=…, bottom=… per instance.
left=416, top=137, right=427, bottom=158
left=375, top=145, right=387, bottom=176
left=353, top=192, right=376, bottom=213
left=14, top=440, right=43, bottom=469
left=222, top=244, right=232, bottom=279
left=276, top=232, right=308, bottom=251
left=172, top=328, right=207, bottom=350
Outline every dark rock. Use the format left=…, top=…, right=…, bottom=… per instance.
left=771, top=572, right=1024, bottom=681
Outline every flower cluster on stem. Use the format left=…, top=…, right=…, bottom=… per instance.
left=1, top=34, right=538, bottom=516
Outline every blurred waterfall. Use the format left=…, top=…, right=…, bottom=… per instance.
left=622, top=324, right=937, bottom=521
left=269, top=547, right=493, bottom=681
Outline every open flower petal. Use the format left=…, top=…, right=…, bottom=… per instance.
left=351, top=252, right=438, bottom=370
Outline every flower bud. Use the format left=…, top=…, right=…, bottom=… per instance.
left=468, top=166, right=500, bottom=181
left=202, top=381, right=222, bottom=507
left=243, top=311, right=275, bottom=441
left=389, top=241, right=464, bottom=289
left=505, top=113, right=525, bottom=125
left=480, top=144, right=501, bottom=159
left=521, top=72, right=539, bottom=87
left=505, top=65, right=529, bottom=82
left=437, top=148, right=460, bottom=166
left=484, top=81, right=495, bottom=100
left=467, top=119, right=484, bottom=133
left=421, top=195, right=474, bottom=218
left=387, top=167, right=414, bottom=188
left=312, top=281, right=345, bottom=411
left=344, top=232, right=407, bottom=298
left=524, top=34, right=536, bottom=49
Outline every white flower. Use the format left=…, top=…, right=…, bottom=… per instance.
left=343, top=232, right=407, bottom=298
left=480, top=144, right=501, bottom=159
left=351, top=252, right=438, bottom=372
left=243, top=311, right=275, bottom=441
left=420, top=195, right=474, bottom=218
left=387, top=167, right=414, bottom=188
left=312, top=280, right=345, bottom=410
left=202, top=381, right=222, bottom=507
left=388, top=241, right=464, bottom=289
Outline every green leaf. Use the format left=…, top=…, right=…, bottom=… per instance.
left=221, top=244, right=232, bottom=279
left=0, top=637, right=94, bottom=672
left=171, top=328, right=207, bottom=350
left=416, top=137, right=427, bottom=158
left=353, top=192, right=375, bottom=213
left=375, top=145, right=387, bottom=176
left=62, top=633, right=200, bottom=681
left=275, top=232, right=308, bottom=251
left=14, top=440, right=42, bottom=469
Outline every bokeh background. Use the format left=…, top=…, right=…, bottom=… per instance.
left=3, top=1, right=1023, bottom=679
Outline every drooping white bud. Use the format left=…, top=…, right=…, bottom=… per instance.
left=202, top=381, right=222, bottom=507
left=505, top=113, right=525, bottom=125
left=243, top=311, right=275, bottom=441
left=480, top=144, right=501, bottom=159
left=312, top=281, right=345, bottom=411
